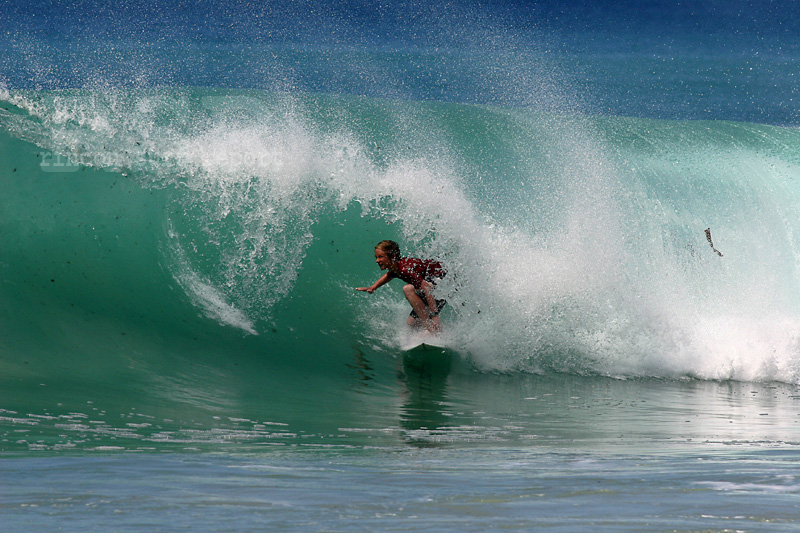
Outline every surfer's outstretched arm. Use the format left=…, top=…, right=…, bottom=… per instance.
left=356, top=272, right=392, bottom=294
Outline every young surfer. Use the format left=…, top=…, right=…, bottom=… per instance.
left=357, top=240, right=447, bottom=332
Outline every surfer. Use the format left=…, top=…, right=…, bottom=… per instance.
left=356, top=240, right=447, bottom=332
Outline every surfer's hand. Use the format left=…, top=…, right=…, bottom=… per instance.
left=356, top=287, right=374, bottom=293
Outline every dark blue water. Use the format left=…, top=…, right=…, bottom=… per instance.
left=4, top=0, right=800, bottom=123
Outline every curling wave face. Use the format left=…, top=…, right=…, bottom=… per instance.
left=3, top=87, right=800, bottom=388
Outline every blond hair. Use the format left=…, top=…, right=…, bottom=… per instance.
left=375, top=240, right=401, bottom=260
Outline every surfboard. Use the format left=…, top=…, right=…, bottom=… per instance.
left=401, top=341, right=449, bottom=354
left=401, top=341, right=455, bottom=374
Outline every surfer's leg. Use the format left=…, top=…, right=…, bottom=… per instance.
left=403, top=284, right=429, bottom=323
left=407, top=313, right=440, bottom=331
left=403, top=284, right=440, bottom=332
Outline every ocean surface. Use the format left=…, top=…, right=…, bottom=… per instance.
left=3, top=0, right=800, bottom=530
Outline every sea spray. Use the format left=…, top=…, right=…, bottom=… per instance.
left=4, top=88, right=800, bottom=381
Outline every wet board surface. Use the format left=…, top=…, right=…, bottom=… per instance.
left=401, top=342, right=455, bottom=374
left=401, top=342, right=449, bottom=354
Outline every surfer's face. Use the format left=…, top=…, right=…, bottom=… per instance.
left=375, top=248, right=394, bottom=270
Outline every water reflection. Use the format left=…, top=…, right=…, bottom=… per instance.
left=436, top=372, right=800, bottom=450
left=398, top=351, right=454, bottom=447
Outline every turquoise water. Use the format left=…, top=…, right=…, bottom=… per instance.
left=4, top=0, right=800, bottom=529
